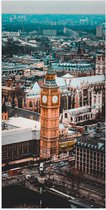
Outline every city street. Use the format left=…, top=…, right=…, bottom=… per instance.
left=2, top=156, right=105, bottom=208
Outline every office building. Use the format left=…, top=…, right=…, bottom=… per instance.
left=75, top=123, right=105, bottom=179
left=2, top=117, right=40, bottom=165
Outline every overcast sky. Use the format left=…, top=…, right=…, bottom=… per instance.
left=2, top=0, right=105, bottom=14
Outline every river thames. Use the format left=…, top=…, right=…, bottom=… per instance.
left=2, top=185, right=70, bottom=208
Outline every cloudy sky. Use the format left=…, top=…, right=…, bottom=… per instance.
left=2, top=0, right=105, bottom=14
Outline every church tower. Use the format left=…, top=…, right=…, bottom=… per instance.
left=40, top=69, right=60, bottom=159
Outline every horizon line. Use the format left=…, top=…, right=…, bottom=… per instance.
left=2, top=13, right=105, bottom=15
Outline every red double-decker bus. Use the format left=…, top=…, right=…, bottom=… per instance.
left=8, top=167, right=21, bottom=176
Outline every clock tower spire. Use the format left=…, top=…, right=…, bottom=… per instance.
left=40, top=69, right=60, bottom=159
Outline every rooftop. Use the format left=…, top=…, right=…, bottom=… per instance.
left=70, top=75, right=104, bottom=88
left=2, top=63, right=29, bottom=71
left=6, top=105, right=40, bottom=121
left=2, top=127, right=40, bottom=146
left=2, top=117, right=40, bottom=145
left=59, top=123, right=65, bottom=130
left=56, top=77, right=67, bottom=88
left=59, top=62, right=92, bottom=67
left=77, top=136, right=105, bottom=152
left=64, top=106, right=90, bottom=115
left=76, top=123, right=105, bottom=152
left=2, top=86, right=14, bottom=91
left=3, top=117, right=40, bottom=130
left=26, top=82, right=41, bottom=98
left=62, top=73, right=73, bottom=78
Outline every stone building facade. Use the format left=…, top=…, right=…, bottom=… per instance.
left=2, top=117, right=40, bottom=165
left=61, top=74, right=105, bottom=119
left=95, top=54, right=105, bottom=75
left=75, top=124, right=105, bottom=179
left=62, top=106, right=94, bottom=126
left=25, top=82, right=41, bottom=112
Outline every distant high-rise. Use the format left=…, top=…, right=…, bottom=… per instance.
left=96, top=26, right=103, bottom=38
left=43, top=30, right=57, bottom=36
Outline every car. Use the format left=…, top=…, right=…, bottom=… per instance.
left=2, top=173, right=8, bottom=178
left=59, top=162, right=66, bottom=167
left=25, top=174, right=31, bottom=179
left=53, top=163, right=59, bottom=169
left=39, top=162, right=44, bottom=171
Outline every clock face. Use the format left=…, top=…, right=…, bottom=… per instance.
left=42, top=95, right=47, bottom=103
left=52, top=95, right=58, bottom=104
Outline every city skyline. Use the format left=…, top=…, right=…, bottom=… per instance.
left=2, top=0, right=105, bottom=14
left=2, top=0, right=105, bottom=208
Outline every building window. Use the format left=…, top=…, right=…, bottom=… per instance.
left=54, top=131, right=56, bottom=136
left=98, top=96, right=101, bottom=104
left=71, top=117, right=73, bottom=122
left=101, top=154, right=103, bottom=158
left=44, top=141, right=47, bottom=147
left=80, top=153, right=82, bottom=157
left=29, top=101, right=33, bottom=107
left=65, top=113, right=68, bottom=118
left=94, top=162, right=96, bottom=166
left=94, top=96, right=96, bottom=103
left=101, top=163, right=103, bottom=167
left=94, top=166, right=96, bottom=170
left=83, top=89, right=88, bottom=96
left=90, top=159, right=92, bottom=163
left=94, top=157, right=96, bottom=161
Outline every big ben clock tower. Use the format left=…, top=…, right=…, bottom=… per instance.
left=40, top=69, right=60, bottom=159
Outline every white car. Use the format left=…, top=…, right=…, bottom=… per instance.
left=2, top=173, right=8, bottom=178
left=25, top=174, right=31, bottom=179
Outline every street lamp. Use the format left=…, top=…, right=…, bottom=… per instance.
left=40, top=187, right=42, bottom=208
left=33, top=154, right=36, bottom=163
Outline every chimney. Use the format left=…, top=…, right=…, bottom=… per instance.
left=83, top=125, right=89, bottom=135
left=94, top=122, right=102, bottom=138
